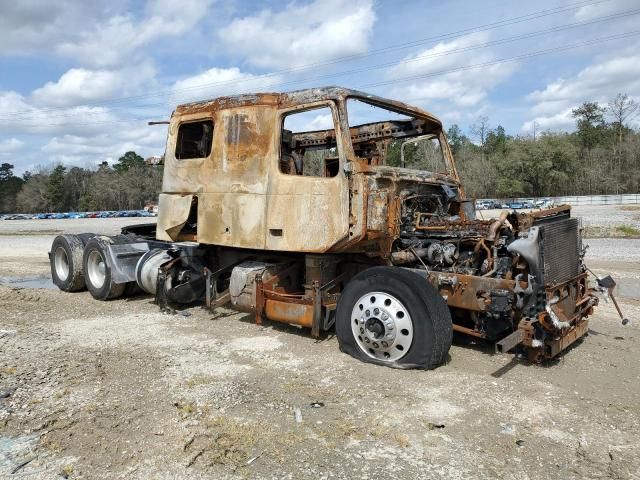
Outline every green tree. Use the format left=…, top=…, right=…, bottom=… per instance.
left=114, top=151, right=145, bottom=173
left=486, top=125, right=508, bottom=156
left=0, top=163, right=14, bottom=182
left=495, top=136, right=576, bottom=197
left=46, top=165, right=66, bottom=211
left=572, top=102, right=606, bottom=151
left=0, top=163, right=25, bottom=213
left=446, top=124, right=466, bottom=155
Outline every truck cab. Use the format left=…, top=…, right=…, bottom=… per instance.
left=157, top=87, right=462, bottom=256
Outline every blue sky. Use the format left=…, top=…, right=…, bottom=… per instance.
left=1, top=0, right=639, bottom=173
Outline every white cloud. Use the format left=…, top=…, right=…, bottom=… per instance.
left=0, top=90, right=123, bottom=137
left=218, top=0, right=375, bottom=69
left=0, top=1, right=120, bottom=56
left=522, top=108, right=575, bottom=132
left=30, top=63, right=156, bottom=108
left=171, top=67, right=284, bottom=104
left=56, top=0, right=214, bottom=68
left=574, top=0, right=639, bottom=21
left=31, top=119, right=166, bottom=170
left=386, top=32, right=516, bottom=108
left=0, top=86, right=168, bottom=171
left=0, top=138, right=24, bottom=154
left=11, top=0, right=206, bottom=69
left=41, top=124, right=166, bottom=168
left=522, top=50, right=640, bottom=131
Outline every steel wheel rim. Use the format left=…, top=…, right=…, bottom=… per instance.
left=350, top=291, right=414, bottom=362
left=87, top=249, right=106, bottom=289
left=54, top=246, right=70, bottom=280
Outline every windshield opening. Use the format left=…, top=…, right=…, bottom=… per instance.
left=345, top=97, right=449, bottom=174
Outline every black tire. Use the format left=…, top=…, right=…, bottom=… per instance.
left=77, top=233, right=96, bottom=246
left=336, top=266, right=453, bottom=369
left=82, top=236, right=126, bottom=300
left=50, top=234, right=86, bottom=292
left=124, top=281, right=142, bottom=297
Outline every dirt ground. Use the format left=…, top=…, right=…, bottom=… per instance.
left=1, top=207, right=639, bottom=479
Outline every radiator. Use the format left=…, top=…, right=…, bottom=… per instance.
left=537, top=217, right=581, bottom=285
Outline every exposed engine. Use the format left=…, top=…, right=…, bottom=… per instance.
left=386, top=186, right=596, bottom=356
left=392, top=189, right=517, bottom=280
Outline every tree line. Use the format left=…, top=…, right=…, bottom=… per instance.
left=0, top=92, right=638, bottom=213
left=0, top=152, right=163, bottom=213
left=448, top=93, right=639, bottom=199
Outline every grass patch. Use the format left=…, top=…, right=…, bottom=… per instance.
left=616, top=225, right=640, bottom=236
left=174, top=400, right=197, bottom=416
left=60, top=464, right=74, bottom=478
left=186, top=374, right=216, bottom=388
left=618, top=205, right=640, bottom=211
left=393, top=433, right=410, bottom=448
left=582, top=224, right=640, bottom=238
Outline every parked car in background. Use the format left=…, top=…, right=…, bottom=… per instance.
left=535, top=198, right=554, bottom=209
left=508, top=201, right=524, bottom=209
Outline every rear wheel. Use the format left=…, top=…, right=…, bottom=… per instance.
left=83, top=236, right=125, bottom=300
left=336, top=267, right=452, bottom=369
left=50, top=234, right=86, bottom=292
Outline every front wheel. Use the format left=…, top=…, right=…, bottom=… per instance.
left=336, top=267, right=452, bottom=369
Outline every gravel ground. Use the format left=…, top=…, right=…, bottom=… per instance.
left=1, top=212, right=639, bottom=479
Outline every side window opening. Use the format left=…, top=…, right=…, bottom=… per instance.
left=175, top=120, right=214, bottom=159
left=280, top=106, right=339, bottom=177
left=346, top=98, right=448, bottom=174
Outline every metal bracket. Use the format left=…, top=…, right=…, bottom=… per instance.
left=495, top=329, right=525, bottom=354
left=311, top=280, right=322, bottom=338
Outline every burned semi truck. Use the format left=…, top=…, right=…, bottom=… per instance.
left=49, top=87, right=599, bottom=369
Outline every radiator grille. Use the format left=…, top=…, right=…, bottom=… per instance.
left=538, top=218, right=580, bottom=285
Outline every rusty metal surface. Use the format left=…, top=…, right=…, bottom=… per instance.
left=517, top=205, right=571, bottom=230
left=495, top=329, right=525, bottom=353
left=264, top=299, right=314, bottom=327
left=156, top=193, right=193, bottom=242
left=153, top=86, right=597, bottom=362
left=157, top=87, right=459, bottom=256
left=429, top=272, right=516, bottom=312
left=547, top=318, right=589, bottom=358
left=175, top=87, right=443, bottom=127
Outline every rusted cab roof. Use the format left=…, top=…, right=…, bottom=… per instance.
left=173, top=86, right=443, bottom=128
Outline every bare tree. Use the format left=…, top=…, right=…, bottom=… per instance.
left=470, top=116, right=490, bottom=150
left=608, top=93, right=638, bottom=147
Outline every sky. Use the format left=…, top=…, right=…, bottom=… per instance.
left=1, top=0, right=639, bottom=174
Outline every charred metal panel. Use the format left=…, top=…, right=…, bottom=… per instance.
left=157, top=193, right=193, bottom=241
left=265, top=174, right=350, bottom=252
left=265, top=102, right=350, bottom=252
left=158, top=105, right=276, bottom=248
left=197, top=193, right=267, bottom=249
left=367, top=190, right=388, bottom=231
